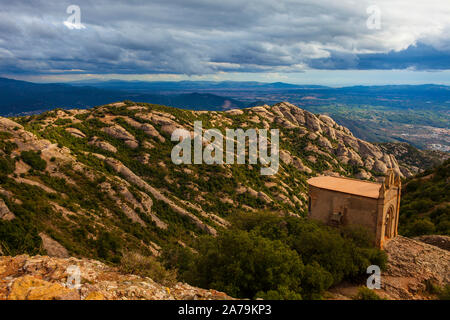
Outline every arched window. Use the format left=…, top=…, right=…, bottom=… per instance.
left=308, top=196, right=311, bottom=213
left=384, top=206, right=395, bottom=239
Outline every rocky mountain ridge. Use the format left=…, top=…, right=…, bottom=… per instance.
left=377, top=142, right=449, bottom=176
left=0, top=101, right=439, bottom=263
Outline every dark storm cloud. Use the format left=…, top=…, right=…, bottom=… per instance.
left=309, top=43, right=450, bottom=70
left=0, top=0, right=449, bottom=75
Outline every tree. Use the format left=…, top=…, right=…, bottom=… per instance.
left=187, top=230, right=304, bottom=299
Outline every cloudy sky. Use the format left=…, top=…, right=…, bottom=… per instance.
left=1, top=0, right=449, bottom=85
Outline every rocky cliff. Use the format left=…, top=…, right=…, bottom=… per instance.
left=0, top=254, right=232, bottom=300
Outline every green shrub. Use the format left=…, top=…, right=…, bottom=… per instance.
left=0, top=141, right=17, bottom=155
left=177, top=211, right=387, bottom=300
left=0, top=157, right=15, bottom=175
left=54, top=118, right=72, bottom=125
left=255, top=286, right=303, bottom=300
left=96, top=231, right=121, bottom=263
left=119, top=251, right=177, bottom=286
left=186, top=229, right=304, bottom=299
left=438, top=284, right=450, bottom=300
left=409, top=219, right=436, bottom=236
left=354, top=286, right=383, bottom=300
left=400, top=159, right=449, bottom=236
left=161, top=244, right=196, bottom=278
left=20, top=150, right=46, bottom=171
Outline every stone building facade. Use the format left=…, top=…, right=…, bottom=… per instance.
left=307, top=170, right=401, bottom=249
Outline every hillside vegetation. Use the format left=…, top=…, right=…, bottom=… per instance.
left=0, top=100, right=443, bottom=299
left=399, top=159, right=450, bottom=237
left=166, top=212, right=386, bottom=299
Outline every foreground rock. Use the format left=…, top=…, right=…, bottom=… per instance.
left=0, top=255, right=232, bottom=300
left=328, top=236, right=450, bottom=300
left=381, top=236, right=450, bottom=299
left=415, top=235, right=450, bottom=251
left=0, top=200, right=15, bottom=221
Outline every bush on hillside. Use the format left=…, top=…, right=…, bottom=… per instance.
left=119, top=251, right=177, bottom=286
left=20, top=150, right=46, bottom=171
left=354, top=286, right=383, bottom=300
left=185, top=229, right=304, bottom=299
left=171, top=211, right=387, bottom=300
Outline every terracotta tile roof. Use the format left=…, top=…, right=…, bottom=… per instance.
left=307, top=176, right=381, bottom=199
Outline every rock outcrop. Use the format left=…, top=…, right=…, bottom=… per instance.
left=240, top=102, right=405, bottom=179
left=88, top=137, right=117, bottom=153
left=0, top=255, right=232, bottom=300
left=381, top=236, right=449, bottom=299
left=328, top=235, right=450, bottom=300
left=39, top=233, right=69, bottom=258
left=415, top=235, right=450, bottom=252
left=0, top=199, right=15, bottom=221
left=105, top=157, right=216, bottom=235
left=65, top=128, right=86, bottom=139
left=102, top=125, right=138, bottom=149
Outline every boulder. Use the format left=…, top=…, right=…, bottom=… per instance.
left=65, top=128, right=86, bottom=138
left=318, top=114, right=336, bottom=127
left=123, top=117, right=165, bottom=142
left=358, top=140, right=384, bottom=159
left=88, top=137, right=117, bottom=153
left=355, top=169, right=372, bottom=180
left=39, top=233, right=69, bottom=258
left=304, top=111, right=322, bottom=133
left=0, top=199, right=15, bottom=221
left=317, top=136, right=333, bottom=149
left=279, top=150, right=292, bottom=165
left=373, top=159, right=388, bottom=174
left=225, top=109, right=243, bottom=116
left=102, top=125, right=138, bottom=148
left=292, top=157, right=312, bottom=174
left=8, top=275, right=79, bottom=300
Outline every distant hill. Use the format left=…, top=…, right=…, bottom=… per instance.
left=0, top=77, right=123, bottom=115
left=70, top=80, right=450, bottom=110
left=0, top=77, right=247, bottom=116
left=2, top=78, right=448, bottom=152
left=69, top=79, right=326, bottom=91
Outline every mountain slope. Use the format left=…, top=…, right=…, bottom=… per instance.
left=377, top=142, right=449, bottom=176
left=399, top=159, right=450, bottom=237
left=0, top=101, right=408, bottom=260
left=0, top=101, right=411, bottom=258
left=2, top=100, right=449, bottom=300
